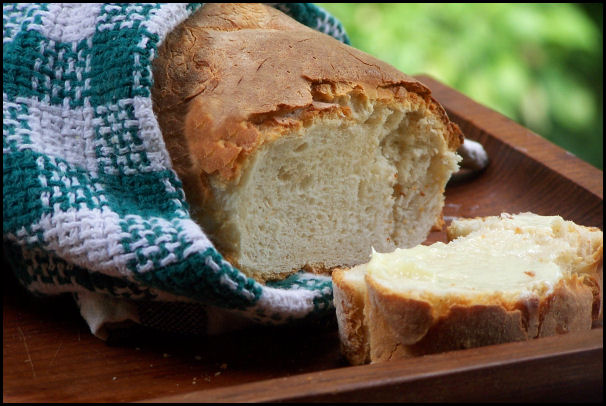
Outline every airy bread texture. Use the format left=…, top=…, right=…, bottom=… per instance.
left=151, top=3, right=462, bottom=281
left=333, top=213, right=603, bottom=365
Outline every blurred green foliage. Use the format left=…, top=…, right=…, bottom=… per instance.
left=319, top=3, right=603, bottom=169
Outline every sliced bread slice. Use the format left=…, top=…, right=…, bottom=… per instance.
left=332, top=213, right=603, bottom=364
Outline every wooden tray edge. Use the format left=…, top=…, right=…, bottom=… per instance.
left=136, top=76, right=605, bottom=403
left=416, top=74, right=603, bottom=200
left=139, top=328, right=602, bottom=403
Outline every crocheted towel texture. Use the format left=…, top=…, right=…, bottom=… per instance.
left=3, top=3, right=350, bottom=338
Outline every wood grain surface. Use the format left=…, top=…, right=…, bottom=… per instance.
left=142, top=329, right=603, bottom=403
left=3, top=75, right=603, bottom=403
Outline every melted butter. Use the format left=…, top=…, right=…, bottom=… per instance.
left=499, top=212, right=562, bottom=228
left=367, top=229, right=563, bottom=295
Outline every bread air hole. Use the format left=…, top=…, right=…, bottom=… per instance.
left=294, top=142, right=308, bottom=152
left=277, top=166, right=292, bottom=182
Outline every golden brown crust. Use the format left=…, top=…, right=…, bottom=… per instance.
left=301, top=263, right=343, bottom=276
left=431, top=212, right=445, bottom=231
left=365, top=275, right=433, bottom=362
left=537, top=274, right=597, bottom=336
left=406, top=304, right=529, bottom=357
left=152, top=3, right=463, bottom=186
left=363, top=272, right=601, bottom=363
left=366, top=275, right=434, bottom=346
left=332, top=267, right=370, bottom=365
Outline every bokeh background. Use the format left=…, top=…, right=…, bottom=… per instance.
left=319, top=3, right=603, bottom=169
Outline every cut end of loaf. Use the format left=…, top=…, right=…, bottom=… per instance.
left=151, top=2, right=463, bottom=282
left=199, top=91, right=460, bottom=281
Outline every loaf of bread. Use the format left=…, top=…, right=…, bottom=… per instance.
left=333, top=213, right=603, bottom=365
left=151, top=3, right=463, bottom=282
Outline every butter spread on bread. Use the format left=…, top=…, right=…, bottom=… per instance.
left=333, top=213, right=603, bottom=364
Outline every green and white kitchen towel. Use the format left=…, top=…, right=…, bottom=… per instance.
left=3, top=3, right=350, bottom=339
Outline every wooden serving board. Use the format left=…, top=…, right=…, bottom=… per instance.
left=3, top=75, right=602, bottom=403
